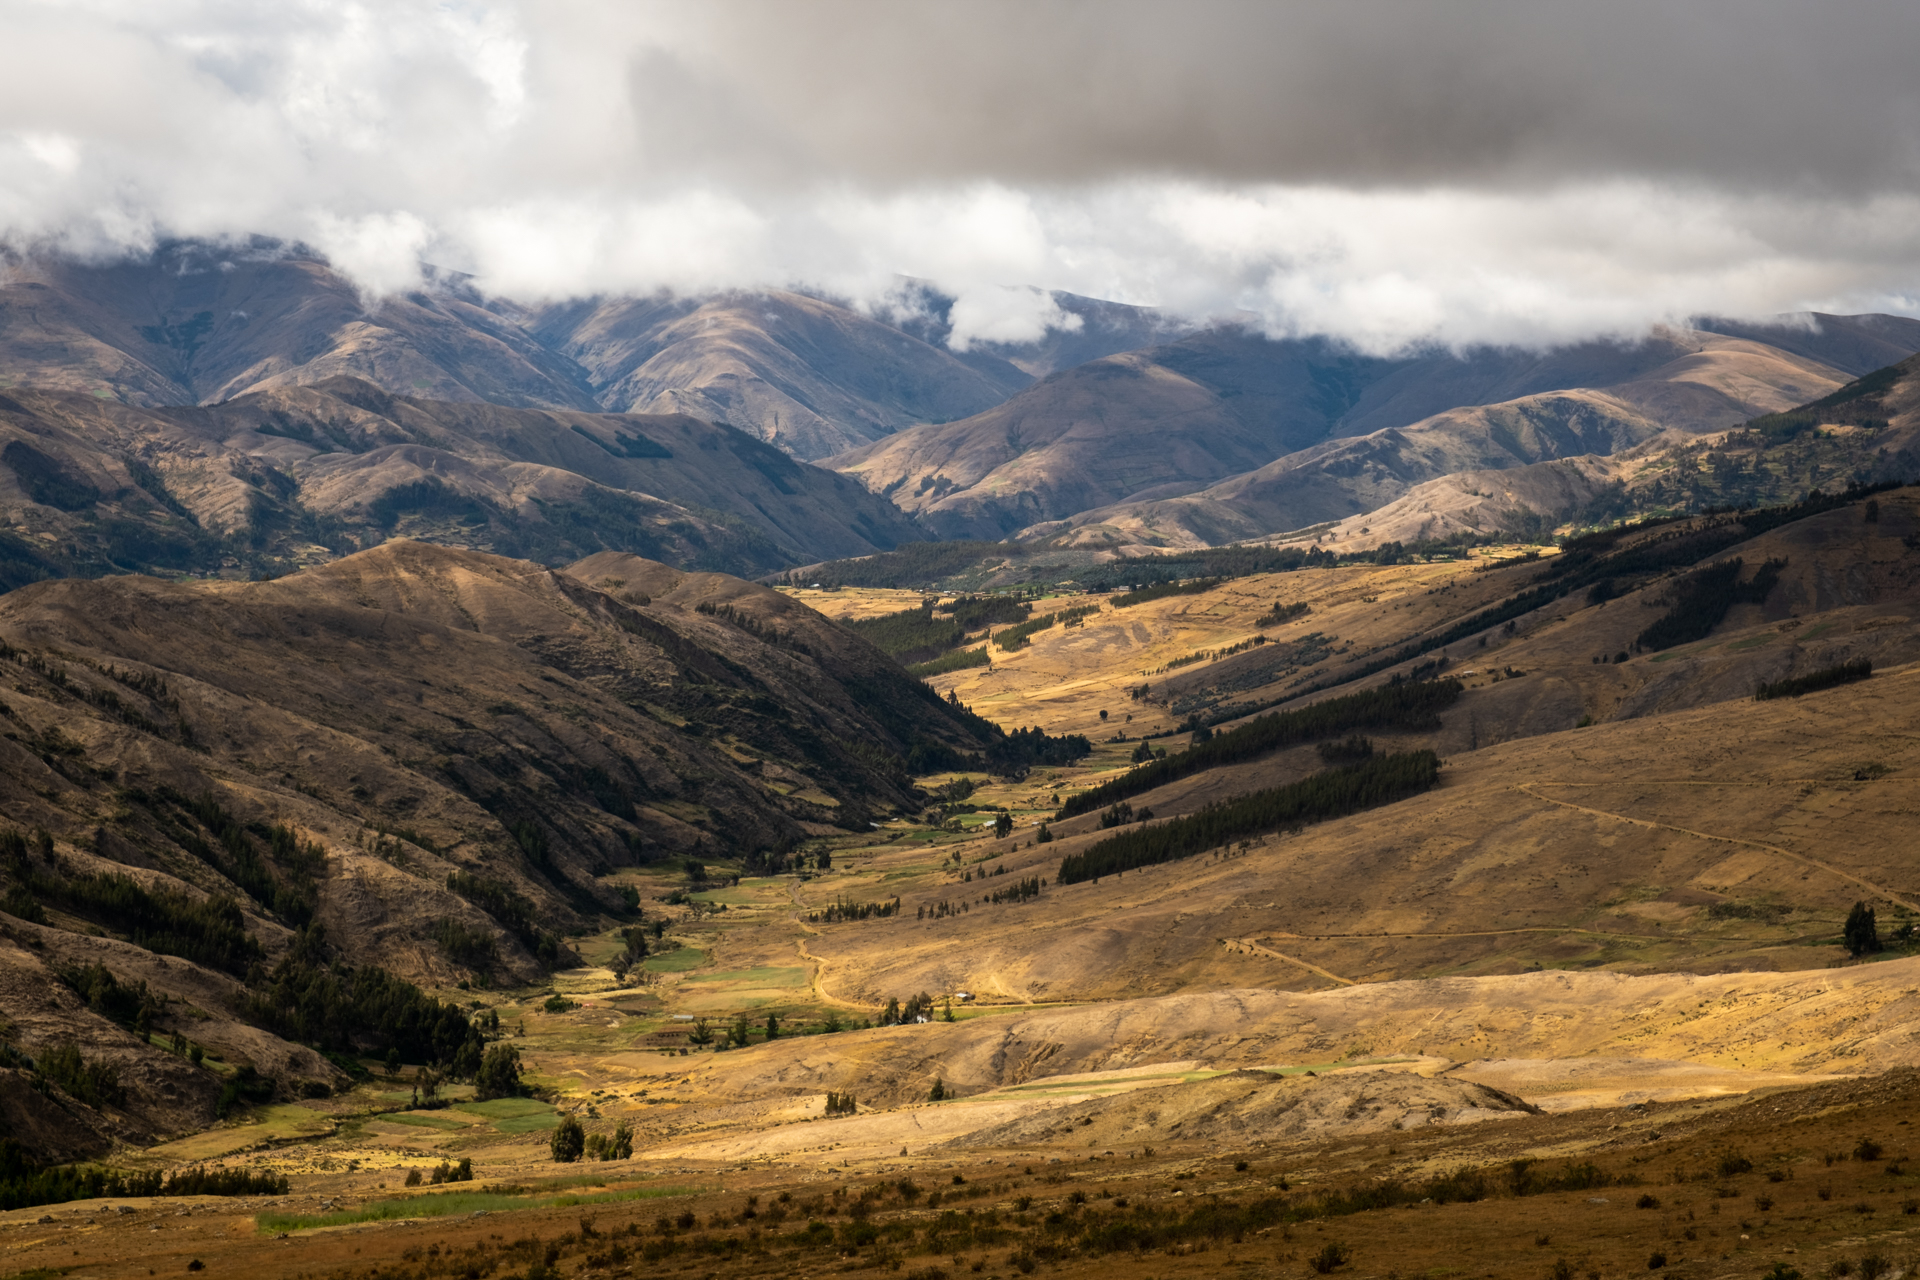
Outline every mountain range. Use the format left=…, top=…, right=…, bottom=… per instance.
left=4, top=240, right=1920, bottom=588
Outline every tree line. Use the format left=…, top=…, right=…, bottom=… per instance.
left=808, top=896, right=901, bottom=923
left=1633, top=557, right=1784, bottom=653
left=1756, top=658, right=1872, bottom=701
left=2, top=828, right=262, bottom=975
left=243, top=924, right=486, bottom=1076
left=1057, top=751, right=1441, bottom=884
left=0, top=1140, right=288, bottom=1212
left=1060, top=680, right=1460, bottom=819
left=1290, top=483, right=1901, bottom=703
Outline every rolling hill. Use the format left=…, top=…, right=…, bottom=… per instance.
left=0, top=539, right=1005, bottom=1147
left=0, top=375, right=928, bottom=587
left=839, top=326, right=1896, bottom=543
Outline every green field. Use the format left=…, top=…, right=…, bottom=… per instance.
left=642, top=947, right=708, bottom=974
left=376, top=1111, right=472, bottom=1130
left=451, top=1096, right=559, bottom=1132
left=683, top=966, right=808, bottom=988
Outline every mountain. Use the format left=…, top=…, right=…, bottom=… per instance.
left=993, top=330, right=1884, bottom=548
left=828, top=322, right=1920, bottom=543
left=0, top=376, right=925, bottom=587
left=0, top=540, right=1000, bottom=1147
left=1300, top=348, right=1920, bottom=551
left=0, top=243, right=601, bottom=412
left=523, top=289, right=1033, bottom=460
left=1, top=245, right=1152, bottom=463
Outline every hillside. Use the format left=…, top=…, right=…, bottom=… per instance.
left=525, top=290, right=1034, bottom=461
left=1031, top=333, right=1863, bottom=548
left=0, top=246, right=1155, bottom=464
left=0, top=376, right=926, bottom=587
left=1279, top=347, right=1920, bottom=553
left=827, top=323, right=1913, bottom=541
left=4, top=485, right=1920, bottom=1280
left=0, top=541, right=1004, bottom=1149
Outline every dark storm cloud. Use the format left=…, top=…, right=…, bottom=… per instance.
left=2, top=1, right=1919, bottom=350
left=672, top=0, right=1920, bottom=191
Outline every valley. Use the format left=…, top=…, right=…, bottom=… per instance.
left=6, top=252, right=1920, bottom=1280
left=7, top=473, right=1920, bottom=1279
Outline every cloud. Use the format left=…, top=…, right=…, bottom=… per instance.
left=3, top=0, right=1920, bottom=351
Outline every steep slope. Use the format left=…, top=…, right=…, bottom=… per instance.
left=1057, top=333, right=1859, bottom=548
left=1289, top=348, right=1920, bottom=552
left=831, top=328, right=1875, bottom=540
left=0, top=376, right=925, bottom=587
left=0, top=541, right=997, bottom=1152
left=528, top=291, right=1033, bottom=460
left=0, top=244, right=601, bottom=412
left=0, top=246, right=1043, bottom=462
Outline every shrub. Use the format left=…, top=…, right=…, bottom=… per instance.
left=550, top=1116, right=585, bottom=1163
left=1311, top=1242, right=1351, bottom=1274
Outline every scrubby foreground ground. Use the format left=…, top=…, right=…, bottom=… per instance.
left=14, top=1067, right=1920, bottom=1280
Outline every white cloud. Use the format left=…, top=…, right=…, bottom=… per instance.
left=3, top=1, right=1920, bottom=352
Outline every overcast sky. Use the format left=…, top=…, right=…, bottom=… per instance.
left=4, top=0, right=1920, bottom=351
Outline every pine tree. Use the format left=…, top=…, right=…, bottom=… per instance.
left=1845, top=901, right=1882, bottom=957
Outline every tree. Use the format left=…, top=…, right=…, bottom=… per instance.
left=1036, top=824, right=1053, bottom=844
left=689, top=1017, right=714, bottom=1046
left=928, top=1078, right=947, bottom=1102
left=993, top=813, right=1013, bottom=839
left=765, top=1013, right=780, bottom=1041
left=550, top=1115, right=585, bottom=1163
left=1846, top=901, right=1882, bottom=957
left=609, top=1119, right=633, bottom=1159
left=474, top=1044, right=523, bottom=1100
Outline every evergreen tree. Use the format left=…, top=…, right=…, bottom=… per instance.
left=1846, top=901, right=1882, bottom=957
left=550, top=1116, right=585, bottom=1163
left=474, top=1044, right=523, bottom=1100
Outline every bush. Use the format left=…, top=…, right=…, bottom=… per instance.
left=550, top=1115, right=586, bottom=1163
left=1311, top=1242, right=1350, bottom=1273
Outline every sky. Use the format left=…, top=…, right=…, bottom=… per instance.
left=4, top=0, right=1920, bottom=352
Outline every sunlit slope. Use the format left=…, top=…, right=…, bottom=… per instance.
left=1061, top=335, right=1856, bottom=549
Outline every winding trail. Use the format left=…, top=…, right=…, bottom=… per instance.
left=787, top=880, right=878, bottom=1012
left=1222, top=938, right=1355, bottom=986
left=1517, top=781, right=1920, bottom=913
